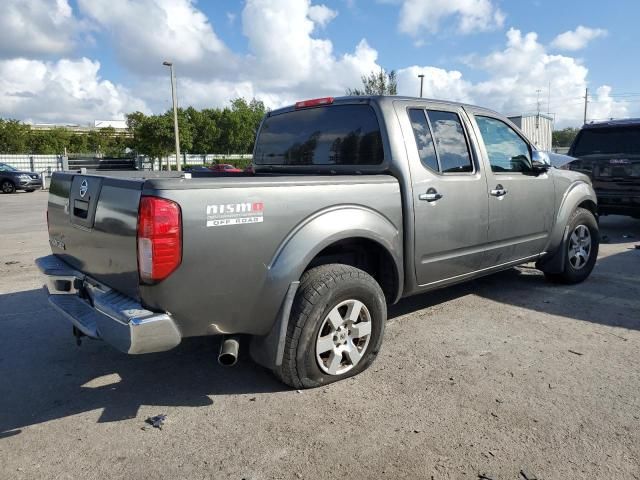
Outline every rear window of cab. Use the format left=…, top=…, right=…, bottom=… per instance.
left=254, top=105, right=384, bottom=166
left=572, top=126, right=640, bottom=156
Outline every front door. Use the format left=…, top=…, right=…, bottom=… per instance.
left=468, top=111, right=555, bottom=264
left=395, top=102, right=489, bottom=287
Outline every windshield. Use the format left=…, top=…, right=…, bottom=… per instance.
left=572, top=126, right=640, bottom=156
left=254, top=104, right=384, bottom=166
left=0, top=163, right=18, bottom=172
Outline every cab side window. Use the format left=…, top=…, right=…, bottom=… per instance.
left=475, top=116, right=532, bottom=173
left=408, top=109, right=439, bottom=172
left=426, top=110, right=474, bottom=173
left=408, top=108, right=474, bottom=174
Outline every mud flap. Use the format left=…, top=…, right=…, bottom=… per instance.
left=249, top=281, right=299, bottom=370
left=536, top=225, right=569, bottom=274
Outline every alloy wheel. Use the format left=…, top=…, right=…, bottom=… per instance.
left=315, top=299, right=372, bottom=375
left=568, top=224, right=592, bottom=270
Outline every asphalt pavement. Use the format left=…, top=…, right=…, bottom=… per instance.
left=1, top=190, right=639, bottom=479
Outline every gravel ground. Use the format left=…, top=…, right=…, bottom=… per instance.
left=1, top=190, right=639, bottom=480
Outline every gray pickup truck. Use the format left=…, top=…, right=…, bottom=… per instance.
left=37, top=96, right=599, bottom=388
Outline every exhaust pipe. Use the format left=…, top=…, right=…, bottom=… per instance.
left=218, top=336, right=240, bottom=367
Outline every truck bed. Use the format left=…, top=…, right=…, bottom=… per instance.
left=46, top=170, right=403, bottom=337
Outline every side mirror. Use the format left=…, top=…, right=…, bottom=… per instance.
left=531, top=150, right=551, bottom=174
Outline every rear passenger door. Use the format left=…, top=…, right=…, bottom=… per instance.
left=468, top=110, right=555, bottom=264
left=395, top=102, right=489, bottom=287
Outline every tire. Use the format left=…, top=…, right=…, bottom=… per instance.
left=1, top=180, right=16, bottom=194
left=545, top=207, right=599, bottom=284
left=274, top=264, right=387, bottom=389
left=25, top=189, right=35, bottom=193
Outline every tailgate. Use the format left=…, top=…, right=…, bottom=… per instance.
left=572, top=155, right=640, bottom=194
left=47, top=172, right=144, bottom=299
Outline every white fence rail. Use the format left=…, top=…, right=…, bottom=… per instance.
left=0, top=155, right=65, bottom=173
left=0, top=153, right=253, bottom=172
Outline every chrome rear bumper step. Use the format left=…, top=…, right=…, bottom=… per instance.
left=36, top=255, right=181, bottom=354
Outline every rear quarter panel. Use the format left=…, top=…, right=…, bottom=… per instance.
left=139, top=175, right=402, bottom=337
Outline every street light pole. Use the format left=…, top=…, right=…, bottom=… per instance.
left=163, top=61, right=181, bottom=172
left=418, top=74, right=425, bottom=98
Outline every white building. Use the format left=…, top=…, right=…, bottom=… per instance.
left=508, top=113, right=553, bottom=151
left=94, top=120, right=128, bottom=129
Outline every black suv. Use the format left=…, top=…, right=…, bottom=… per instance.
left=0, top=163, right=42, bottom=193
left=567, top=119, right=640, bottom=218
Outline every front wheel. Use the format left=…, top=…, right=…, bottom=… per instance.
left=274, top=264, right=386, bottom=389
left=1, top=180, right=16, bottom=194
left=545, top=207, right=599, bottom=284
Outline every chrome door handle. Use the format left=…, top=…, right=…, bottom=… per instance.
left=490, top=184, right=507, bottom=197
left=419, top=189, right=443, bottom=202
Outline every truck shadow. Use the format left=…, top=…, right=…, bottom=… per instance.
left=0, top=288, right=285, bottom=436
left=391, top=215, right=640, bottom=332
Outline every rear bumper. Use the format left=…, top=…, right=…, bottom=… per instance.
left=36, top=255, right=181, bottom=354
left=596, top=191, right=640, bottom=216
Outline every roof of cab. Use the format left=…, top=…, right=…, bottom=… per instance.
left=582, top=118, right=640, bottom=129
left=267, top=95, right=499, bottom=117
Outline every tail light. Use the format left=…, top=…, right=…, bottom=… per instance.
left=137, top=196, right=182, bottom=283
left=295, top=97, right=334, bottom=109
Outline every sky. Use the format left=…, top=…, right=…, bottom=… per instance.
left=0, top=0, right=638, bottom=128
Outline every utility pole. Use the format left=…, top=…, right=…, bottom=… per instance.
left=583, top=88, right=589, bottom=125
left=547, top=81, right=551, bottom=114
left=418, top=74, right=425, bottom=98
left=163, top=61, right=181, bottom=172
left=535, top=89, right=542, bottom=129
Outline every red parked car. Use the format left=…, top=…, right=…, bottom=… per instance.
left=209, top=163, right=243, bottom=173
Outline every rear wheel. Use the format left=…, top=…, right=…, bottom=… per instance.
left=1, top=180, right=16, bottom=194
left=274, top=264, right=386, bottom=389
left=545, top=207, right=599, bottom=284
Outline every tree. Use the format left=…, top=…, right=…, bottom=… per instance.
left=1, top=96, right=268, bottom=157
left=127, top=109, right=193, bottom=168
left=29, top=127, right=72, bottom=154
left=552, top=127, right=580, bottom=148
left=346, top=69, right=398, bottom=96
left=0, top=119, right=30, bottom=153
left=217, top=98, right=266, bottom=154
left=186, top=107, right=222, bottom=154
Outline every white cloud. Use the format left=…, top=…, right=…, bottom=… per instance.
left=241, top=0, right=378, bottom=93
left=551, top=26, right=607, bottom=51
left=588, top=85, right=628, bottom=122
left=0, top=0, right=77, bottom=58
left=77, top=0, right=237, bottom=77
left=396, top=66, right=473, bottom=102
left=466, top=28, right=626, bottom=126
left=0, top=0, right=631, bottom=128
left=387, top=0, right=505, bottom=36
left=392, top=28, right=628, bottom=127
left=308, top=4, right=339, bottom=28
left=0, top=58, right=148, bottom=124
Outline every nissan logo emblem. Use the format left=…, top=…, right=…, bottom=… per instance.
left=79, top=179, right=88, bottom=198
